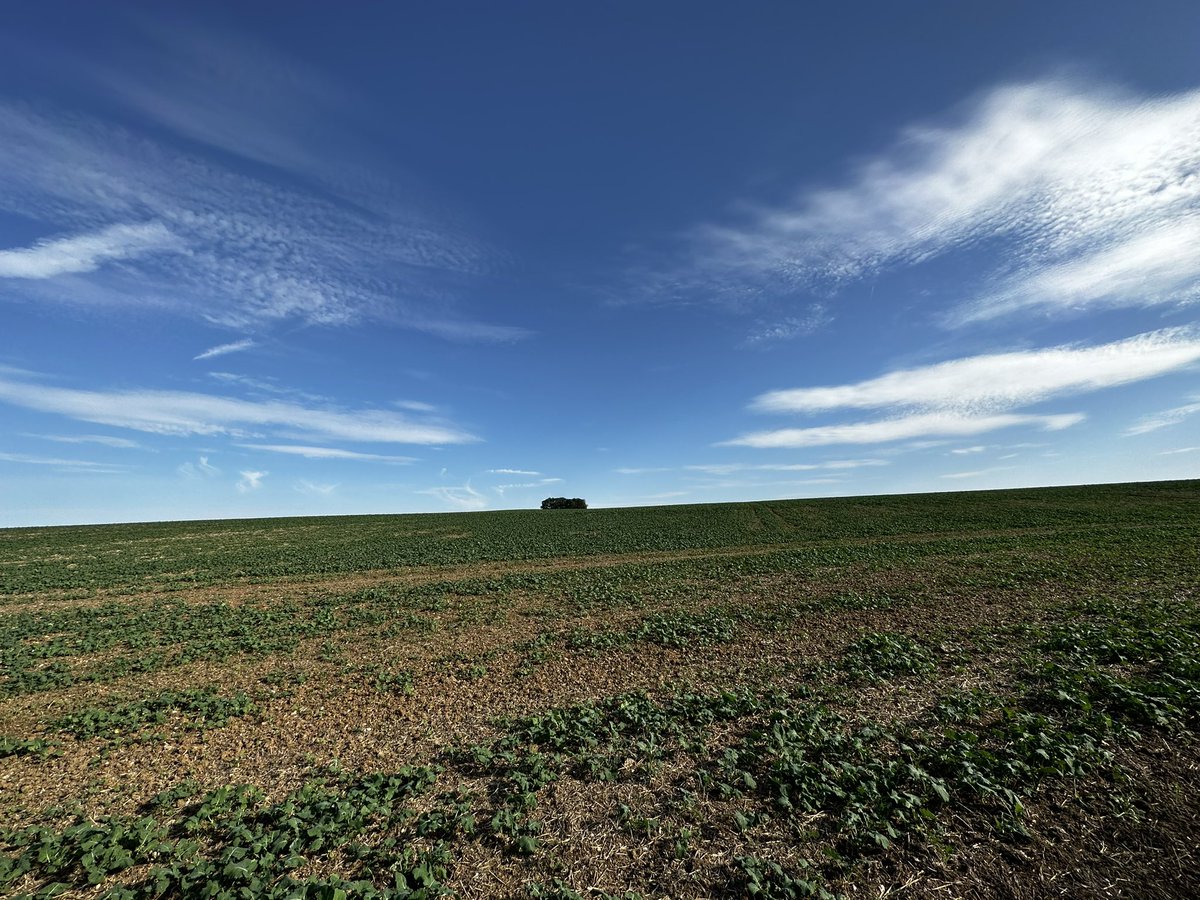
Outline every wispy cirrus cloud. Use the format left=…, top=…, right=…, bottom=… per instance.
left=0, top=451, right=130, bottom=473
left=942, top=466, right=1014, bottom=480
left=296, top=480, right=338, bottom=496
left=82, top=16, right=354, bottom=179
left=1125, top=397, right=1200, bottom=435
left=493, top=477, right=562, bottom=496
left=194, top=339, right=256, bottom=361
left=684, top=459, right=887, bottom=475
left=418, top=483, right=487, bottom=510
left=0, top=222, right=179, bottom=278
left=722, top=412, right=1084, bottom=449
left=26, top=433, right=141, bottom=449
left=488, top=468, right=541, bottom=476
left=0, top=373, right=478, bottom=445
left=952, top=217, right=1200, bottom=324
left=657, top=78, right=1200, bottom=323
left=726, top=328, right=1200, bottom=449
left=206, top=372, right=327, bottom=403
left=395, top=400, right=438, bottom=413
left=238, top=444, right=417, bottom=463
left=0, top=52, right=527, bottom=341
left=177, top=455, right=219, bottom=479
left=742, top=304, right=831, bottom=346
left=236, top=470, right=266, bottom=492
left=751, top=329, right=1200, bottom=415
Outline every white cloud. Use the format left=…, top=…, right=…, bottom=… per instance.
left=722, top=412, right=1084, bottom=449
left=695, top=477, right=845, bottom=490
left=236, top=470, right=266, bottom=492
left=752, top=329, right=1200, bottom=415
left=0, top=451, right=129, bottom=473
left=685, top=79, right=1200, bottom=294
left=1160, top=446, right=1200, bottom=455
left=743, top=304, right=832, bottom=345
left=395, top=400, right=438, bottom=413
left=418, top=483, right=487, bottom=510
left=954, top=217, right=1200, bottom=324
left=0, top=97, right=527, bottom=341
left=942, top=466, right=1014, bottom=480
left=206, top=372, right=326, bottom=403
left=684, top=459, right=887, bottom=475
left=296, top=480, right=338, bottom=496
left=642, top=76, right=1200, bottom=331
left=178, top=455, right=220, bottom=479
left=27, top=433, right=141, bottom=448
left=614, top=467, right=673, bottom=475
left=1126, top=398, right=1200, bottom=435
left=194, top=339, right=256, bottom=361
left=950, top=446, right=987, bottom=455
left=0, top=222, right=178, bottom=279
left=488, top=468, right=542, bottom=476
left=493, top=477, right=563, bottom=495
left=238, top=444, right=417, bottom=463
left=0, top=374, right=477, bottom=445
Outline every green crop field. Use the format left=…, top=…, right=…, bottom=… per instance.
left=1, top=480, right=1198, bottom=899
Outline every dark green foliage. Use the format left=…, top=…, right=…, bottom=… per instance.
left=566, top=607, right=741, bottom=652
left=734, top=856, right=838, bottom=899
left=52, top=688, right=257, bottom=740
left=0, top=735, right=55, bottom=759
left=540, top=497, right=587, bottom=510
left=1, top=767, right=447, bottom=899
left=838, top=632, right=937, bottom=682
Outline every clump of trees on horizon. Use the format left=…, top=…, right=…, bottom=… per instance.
left=541, top=497, right=587, bottom=510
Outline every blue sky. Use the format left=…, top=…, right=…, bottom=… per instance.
left=2, top=1, right=1199, bottom=526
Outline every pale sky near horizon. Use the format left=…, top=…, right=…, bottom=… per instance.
left=1, top=1, right=1199, bottom=526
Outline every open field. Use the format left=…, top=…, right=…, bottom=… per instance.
left=1, top=480, right=1198, bottom=899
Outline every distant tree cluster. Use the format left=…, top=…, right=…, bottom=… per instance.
left=541, top=497, right=587, bottom=510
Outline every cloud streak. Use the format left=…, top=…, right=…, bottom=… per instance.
left=727, top=328, right=1200, bottom=449
left=296, top=479, right=338, bottom=496
left=0, top=223, right=179, bottom=279
left=238, top=444, right=417, bottom=463
left=942, top=466, right=1014, bottom=480
left=684, top=459, right=888, bottom=475
left=722, top=412, right=1084, bottom=449
left=27, top=433, right=141, bottom=448
left=418, top=483, right=487, bottom=510
left=953, top=217, right=1200, bottom=324
left=662, top=78, right=1200, bottom=322
left=194, top=339, right=256, bottom=361
left=0, top=374, right=478, bottom=445
left=751, top=329, right=1200, bottom=415
left=493, top=477, right=563, bottom=495
left=0, top=90, right=527, bottom=341
left=1126, top=398, right=1200, bottom=435
left=0, top=451, right=130, bottom=473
